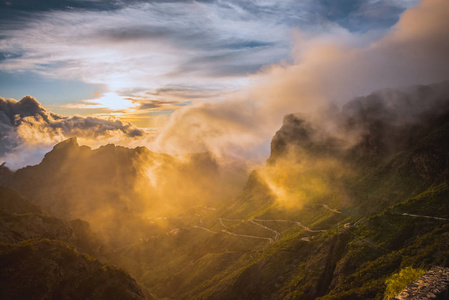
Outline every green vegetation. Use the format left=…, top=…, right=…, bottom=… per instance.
left=383, top=267, right=426, bottom=300
left=0, top=239, right=145, bottom=300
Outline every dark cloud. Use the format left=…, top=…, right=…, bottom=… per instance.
left=134, top=100, right=180, bottom=110
left=0, top=0, right=118, bottom=16
left=222, top=41, right=274, bottom=50
left=0, top=95, right=50, bottom=125
left=173, top=47, right=283, bottom=78
left=98, top=26, right=175, bottom=42
left=99, top=24, right=275, bottom=53
left=319, top=0, right=417, bottom=32
left=146, top=86, right=224, bottom=100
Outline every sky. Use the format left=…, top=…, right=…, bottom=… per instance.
left=1, top=0, right=449, bottom=168
left=0, top=0, right=418, bottom=125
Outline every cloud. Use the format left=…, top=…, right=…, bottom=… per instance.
left=154, top=0, right=449, bottom=161
left=319, top=0, right=419, bottom=31
left=0, top=0, right=416, bottom=105
left=0, top=0, right=300, bottom=95
left=0, top=95, right=149, bottom=168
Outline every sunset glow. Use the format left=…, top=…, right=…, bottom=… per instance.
left=1, top=1, right=449, bottom=299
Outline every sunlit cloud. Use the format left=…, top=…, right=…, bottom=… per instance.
left=65, top=92, right=139, bottom=111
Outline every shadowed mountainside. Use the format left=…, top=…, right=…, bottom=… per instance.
left=0, top=186, right=147, bottom=300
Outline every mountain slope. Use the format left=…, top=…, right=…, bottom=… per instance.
left=0, top=186, right=148, bottom=299
left=0, top=239, right=145, bottom=300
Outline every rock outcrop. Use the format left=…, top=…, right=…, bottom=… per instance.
left=394, top=266, right=449, bottom=299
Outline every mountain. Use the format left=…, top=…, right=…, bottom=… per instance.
left=125, top=81, right=449, bottom=299
left=2, top=81, right=449, bottom=299
left=0, top=186, right=147, bottom=299
left=6, top=138, right=247, bottom=247
left=172, top=81, right=449, bottom=299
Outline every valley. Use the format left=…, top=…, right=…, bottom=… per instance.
left=1, top=81, right=449, bottom=299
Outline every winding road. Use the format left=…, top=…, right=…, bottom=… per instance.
left=218, top=218, right=245, bottom=229
left=193, top=225, right=217, bottom=234
left=401, top=212, right=449, bottom=221
left=249, top=219, right=280, bottom=241
left=191, top=203, right=343, bottom=244
left=190, top=206, right=448, bottom=248
left=253, top=218, right=326, bottom=233
left=222, top=229, right=274, bottom=243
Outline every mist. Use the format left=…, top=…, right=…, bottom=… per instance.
left=154, top=0, right=449, bottom=162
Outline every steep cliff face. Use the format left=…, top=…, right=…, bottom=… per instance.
left=266, top=82, right=449, bottom=213
left=270, top=82, right=449, bottom=176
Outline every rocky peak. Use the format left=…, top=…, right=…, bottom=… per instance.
left=268, top=114, right=314, bottom=162
left=40, top=137, right=84, bottom=166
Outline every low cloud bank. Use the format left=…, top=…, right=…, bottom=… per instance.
left=0, top=95, right=146, bottom=168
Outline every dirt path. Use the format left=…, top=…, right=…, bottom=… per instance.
left=249, top=219, right=280, bottom=241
